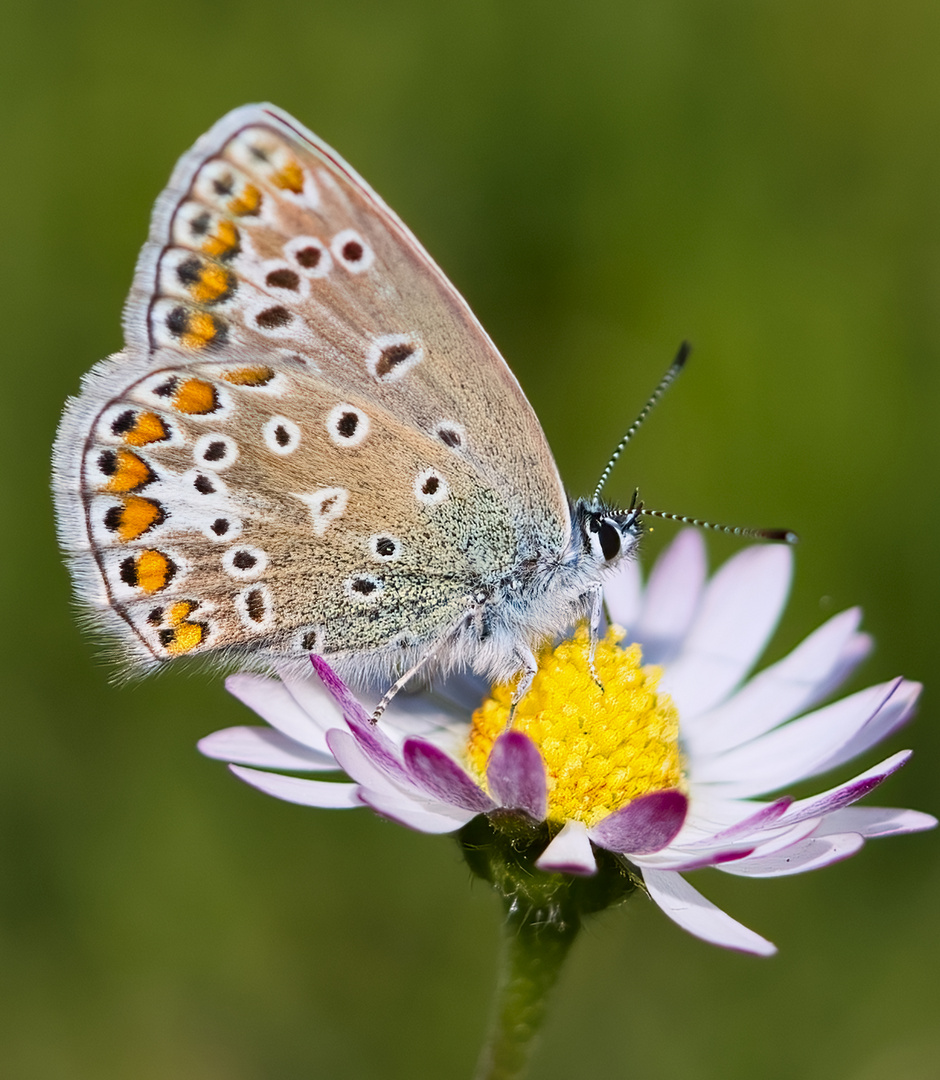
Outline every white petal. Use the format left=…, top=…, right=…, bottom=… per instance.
left=229, top=765, right=360, bottom=808
left=809, top=632, right=873, bottom=706
left=198, top=726, right=338, bottom=770
left=358, top=786, right=476, bottom=833
left=660, top=543, right=792, bottom=717
left=679, top=797, right=792, bottom=847
left=739, top=817, right=823, bottom=857
left=381, top=696, right=469, bottom=739
left=535, top=820, right=597, bottom=876
left=633, top=530, right=707, bottom=664
left=718, top=832, right=865, bottom=877
left=631, top=845, right=756, bottom=871
left=277, top=665, right=348, bottom=738
left=679, top=794, right=780, bottom=836
left=682, top=608, right=869, bottom=755
left=226, top=673, right=332, bottom=753
left=813, top=805, right=938, bottom=838
left=692, top=679, right=915, bottom=797
left=642, top=868, right=776, bottom=955
left=604, top=557, right=643, bottom=629
left=813, top=681, right=921, bottom=775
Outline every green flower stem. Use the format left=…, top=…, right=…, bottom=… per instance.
left=459, top=815, right=640, bottom=1080
left=473, top=895, right=579, bottom=1080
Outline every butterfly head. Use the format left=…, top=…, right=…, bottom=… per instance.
left=573, top=498, right=643, bottom=570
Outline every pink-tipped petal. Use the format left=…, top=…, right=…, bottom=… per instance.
left=403, top=739, right=495, bottom=813
left=326, top=729, right=414, bottom=798
left=642, top=869, right=777, bottom=955
left=590, top=790, right=688, bottom=855
left=633, top=530, right=707, bottom=664
left=718, top=832, right=865, bottom=877
left=814, top=805, right=938, bottom=837
left=660, top=543, right=792, bottom=717
left=334, top=700, right=413, bottom=786
left=229, top=764, right=360, bottom=808
left=198, top=726, right=338, bottom=771
left=775, top=750, right=912, bottom=827
left=535, top=820, right=598, bottom=876
left=486, top=731, right=547, bottom=819
left=682, top=608, right=869, bottom=755
left=604, top=557, right=643, bottom=630
left=682, top=797, right=794, bottom=847
left=630, top=846, right=755, bottom=872
left=225, top=673, right=332, bottom=753
left=310, top=655, right=373, bottom=727
left=358, top=786, right=476, bottom=834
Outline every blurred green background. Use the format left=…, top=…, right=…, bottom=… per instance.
left=3, top=1, right=939, bottom=1077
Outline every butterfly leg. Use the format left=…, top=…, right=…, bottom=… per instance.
left=587, top=583, right=605, bottom=693
left=372, top=638, right=451, bottom=722
left=508, top=645, right=538, bottom=723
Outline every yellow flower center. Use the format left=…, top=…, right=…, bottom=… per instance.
left=467, top=626, right=684, bottom=829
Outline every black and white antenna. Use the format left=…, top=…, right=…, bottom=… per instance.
left=594, top=343, right=798, bottom=544
left=636, top=504, right=798, bottom=545
left=593, top=341, right=690, bottom=504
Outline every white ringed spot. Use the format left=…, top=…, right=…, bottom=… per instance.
left=331, top=228, right=374, bottom=273
left=414, top=468, right=449, bottom=506
left=193, top=433, right=239, bottom=471
left=248, top=297, right=297, bottom=338
left=284, top=235, right=333, bottom=278
left=201, top=514, right=243, bottom=542
left=344, top=574, right=384, bottom=605
left=294, top=487, right=349, bottom=537
left=263, top=415, right=301, bottom=455
left=296, top=626, right=326, bottom=654
left=182, top=468, right=229, bottom=498
left=326, top=403, right=370, bottom=447
left=366, top=333, right=423, bottom=383
left=235, top=584, right=274, bottom=631
left=368, top=534, right=402, bottom=562
left=257, top=258, right=310, bottom=299
left=222, top=546, right=269, bottom=581
left=434, top=420, right=467, bottom=450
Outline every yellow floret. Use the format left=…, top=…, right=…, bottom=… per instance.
left=467, top=626, right=684, bottom=828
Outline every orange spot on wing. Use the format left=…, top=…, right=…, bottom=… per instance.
left=273, top=161, right=304, bottom=193
left=201, top=219, right=240, bottom=261
left=116, top=497, right=164, bottom=542
left=172, top=377, right=218, bottom=413
left=228, top=183, right=262, bottom=216
left=104, top=449, right=154, bottom=493
left=179, top=316, right=221, bottom=351
left=123, top=411, right=168, bottom=446
left=188, top=263, right=236, bottom=305
left=164, top=600, right=205, bottom=654
left=169, top=601, right=196, bottom=623
left=136, top=550, right=174, bottom=594
left=222, top=365, right=275, bottom=386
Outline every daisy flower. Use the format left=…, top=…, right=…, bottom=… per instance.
left=199, top=531, right=935, bottom=956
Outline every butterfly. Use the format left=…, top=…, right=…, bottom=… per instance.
left=51, top=104, right=720, bottom=706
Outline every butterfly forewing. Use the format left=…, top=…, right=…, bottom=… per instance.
left=55, top=105, right=569, bottom=670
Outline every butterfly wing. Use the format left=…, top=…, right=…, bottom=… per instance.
left=54, top=105, right=569, bottom=671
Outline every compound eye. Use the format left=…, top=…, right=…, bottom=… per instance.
left=598, top=519, right=622, bottom=561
